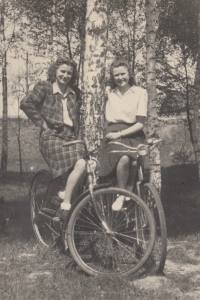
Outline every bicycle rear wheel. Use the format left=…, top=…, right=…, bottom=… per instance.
left=141, top=183, right=167, bottom=274
left=30, top=170, right=61, bottom=248
left=66, top=188, right=156, bottom=276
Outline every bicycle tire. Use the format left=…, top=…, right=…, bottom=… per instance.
left=140, top=183, right=167, bottom=274
left=66, top=187, right=156, bottom=276
left=30, top=170, right=61, bottom=248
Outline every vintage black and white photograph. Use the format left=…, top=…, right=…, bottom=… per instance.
left=0, top=0, right=200, bottom=299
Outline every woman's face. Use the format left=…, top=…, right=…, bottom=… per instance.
left=112, top=66, right=130, bottom=89
left=56, top=64, right=73, bottom=86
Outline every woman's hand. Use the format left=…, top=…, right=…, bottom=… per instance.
left=106, top=131, right=122, bottom=140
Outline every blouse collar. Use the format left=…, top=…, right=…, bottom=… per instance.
left=53, top=81, right=75, bottom=97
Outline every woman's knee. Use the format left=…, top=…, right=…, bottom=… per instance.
left=131, top=160, right=137, bottom=167
left=118, top=155, right=130, bottom=168
left=74, top=159, right=86, bottom=172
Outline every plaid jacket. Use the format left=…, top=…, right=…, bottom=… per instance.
left=20, top=80, right=81, bottom=138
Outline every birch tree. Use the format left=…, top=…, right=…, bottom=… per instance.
left=146, top=0, right=161, bottom=191
left=193, top=2, right=200, bottom=179
left=0, top=0, right=8, bottom=177
left=82, top=0, right=108, bottom=149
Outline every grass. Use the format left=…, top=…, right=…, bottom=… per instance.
left=1, top=165, right=200, bottom=299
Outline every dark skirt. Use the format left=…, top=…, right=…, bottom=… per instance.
left=39, top=128, right=85, bottom=178
left=98, top=123, right=146, bottom=177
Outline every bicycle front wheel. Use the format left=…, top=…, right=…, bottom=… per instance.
left=30, top=170, right=61, bottom=248
left=66, top=188, right=156, bottom=276
left=141, top=183, right=167, bottom=274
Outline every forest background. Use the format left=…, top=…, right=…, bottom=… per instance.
left=0, top=0, right=199, bottom=184
left=0, top=0, right=199, bottom=182
left=1, top=1, right=200, bottom=298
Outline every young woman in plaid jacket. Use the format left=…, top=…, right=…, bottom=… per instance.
left=20, top=57, right=86, bottom=219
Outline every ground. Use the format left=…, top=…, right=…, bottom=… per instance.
left=1, top=163, right=200, bottom=299
left=0, top=118, right=200, bottom=298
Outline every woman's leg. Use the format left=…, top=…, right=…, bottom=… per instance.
left=112, top=157, right=137, bottom=211
left=112, top=155, right=130, bottom=211
left=116, top=155, right=130, bottom=189
left=126, top=160, right=137, bottom=192
left=61, top=159, right=86, bottom=210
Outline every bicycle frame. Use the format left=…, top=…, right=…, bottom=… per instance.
left=62, top=140, right=109, bottom=228
left=107, top=138, right=162, bottom=195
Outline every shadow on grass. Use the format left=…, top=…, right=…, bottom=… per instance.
left=0, top=199, right=34, bottom=242
left=2, top=167, right=200, bottom=243
left=1, top=171, right=34, bottom=185
left=161, top=163, right=200, bottom=238
left=0, top=171, right=36, bottom=242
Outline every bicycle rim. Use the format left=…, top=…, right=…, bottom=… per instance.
left=30, top=170, right=61, bottom=248
left=141, top=183, right=167, bottom=274
left=67, top=188, right=156, bottom=276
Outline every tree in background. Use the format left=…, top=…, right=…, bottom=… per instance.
left=14, top=0, right=87, bottom=66
left=146, top=0, right=161, bottom=190
left=193, top=1, right=200, bottom=179
left=157, top=0, right=200, bottom=176
left=82, top=0, right=107, bottom=149
left=0, top=0, right=8, bottom=177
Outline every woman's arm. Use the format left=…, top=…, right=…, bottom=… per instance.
left=20, top=81, right=47, bottom=127
left=105, top=116, right=146, bottom=140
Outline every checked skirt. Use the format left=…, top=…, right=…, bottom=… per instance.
left=39, top=129, right=85, bottom=178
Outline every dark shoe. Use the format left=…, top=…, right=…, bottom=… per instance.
left=52, top=195, right=64, bottom=205
left=56, top=207, right=69, bottom=220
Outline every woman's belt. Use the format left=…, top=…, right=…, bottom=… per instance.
left=48, top=123, right=74, bottom=133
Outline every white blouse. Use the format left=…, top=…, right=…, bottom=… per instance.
left=53, top=82, right=73, bottom=127
left=105, top=85, right=148, bottom=123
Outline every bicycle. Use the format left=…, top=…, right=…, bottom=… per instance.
left=107, top=138, right=167, bottom=275
left=29, top=139, right=156, bottom=276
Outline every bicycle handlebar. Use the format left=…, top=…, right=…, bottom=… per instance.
left=107, top=139, right=163, bottom=152
left=107, top=141, right=137, bottom=151
left=146, top=138, right=163, bottom=146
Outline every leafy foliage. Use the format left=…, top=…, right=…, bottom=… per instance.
left=170, top=144, right=193, bottom=164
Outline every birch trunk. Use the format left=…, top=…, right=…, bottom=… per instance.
left=82, top=0, right=107, bottom=150
left=193, top=4, right=200, bottom=180
left=146, top=0, right=161, bottom=191
left=0, top=0, right=8, bottom=178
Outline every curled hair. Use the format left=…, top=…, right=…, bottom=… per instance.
left=47, top=57, right=78, bottom=86
left=109, top=59, right=135, bottom=89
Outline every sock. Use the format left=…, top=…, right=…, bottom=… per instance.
left=60, top=202, right=71, bottom=210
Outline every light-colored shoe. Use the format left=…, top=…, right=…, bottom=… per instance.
left=112, top=195, right=125, bottom=211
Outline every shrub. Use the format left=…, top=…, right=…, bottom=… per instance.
left=170, top=144, right=192, bottom=164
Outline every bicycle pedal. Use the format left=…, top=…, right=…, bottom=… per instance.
left=53, top=217, right=60, bottom=222
left=51, top=199, right=61, bottom=205
left=51, top=195, right=63, bottom=205
left=121, top=207, right=127, bottom=212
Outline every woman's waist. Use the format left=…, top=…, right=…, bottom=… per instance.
left=107, top=122, right=136, bottom=132
left=48, top=123, right=74, bottom=133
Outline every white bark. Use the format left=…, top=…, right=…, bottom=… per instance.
left=83, top=0, right=108, bottom=150
left=146, top=0, right=161, bottom=191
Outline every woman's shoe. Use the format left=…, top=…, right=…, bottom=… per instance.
left=112, top=195, right=125, bottom=211
left=52, top=195, right=63, bottom=205
left=56, top=207, right=69, bottom=220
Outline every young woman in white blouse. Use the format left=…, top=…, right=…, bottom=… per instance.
left=99, top=59, right=148, bottom=211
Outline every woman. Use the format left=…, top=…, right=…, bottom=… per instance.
left=99, top=59, right=148, bottom=211
left=20, top=57, right=86, bottom=219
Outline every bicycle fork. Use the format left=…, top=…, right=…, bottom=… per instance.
left=136, top=165, right=143, bottom=198
left=87, top=160, right=111, bottom=234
